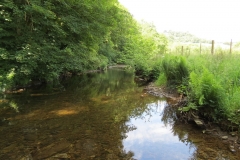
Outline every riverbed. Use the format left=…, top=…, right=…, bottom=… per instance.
left=0, top=69, right=239, bottom=159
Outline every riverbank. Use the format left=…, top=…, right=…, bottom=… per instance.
left=144, top=82, right=240, bottom=153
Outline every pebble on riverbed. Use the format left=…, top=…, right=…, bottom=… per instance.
left=229, top=132, right=236, bottom=137
left=194, top=119, right=204, bottom=126
left=221, top=136, right=228, bottom=140
left=229, top=145, right=236, bottom=152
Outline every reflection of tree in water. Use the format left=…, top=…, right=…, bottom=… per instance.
left=161, top=105, right=240, bottom=160
left=161, top=104, right=178, bottom=126
left=0, top=92, right=140, bottom=159
left=0, top=69, right=156, bottom=159
left=6, top=68, right=239, bottom=159
left=61, top=69, right=137, bottom=101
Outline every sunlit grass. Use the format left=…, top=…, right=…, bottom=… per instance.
left=148, top=44, right=240, bottom=125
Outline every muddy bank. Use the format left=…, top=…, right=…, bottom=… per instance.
left=143, top=83, right=185, bottom=105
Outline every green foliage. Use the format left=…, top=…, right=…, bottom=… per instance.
left=0, top=1, right=124, bottom=87
left=179, top=103, right=198, bottom=112
left=152, top=51, right=240, bottom=125
left=155, top=73, right=167, bottom=86
left=115, top=21, right=168, bottom=81
left=162, top=55, right=189, bottom=86
left=115, top=21, right=165, bottom=66
left=1, top=0, right=117, bottom=87
left=188, top=69, right=225, bottom=120
left=0, top=0, right=168, bottom=89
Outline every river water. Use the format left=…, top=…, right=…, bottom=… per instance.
left=0, top=69, right=239, bottom=160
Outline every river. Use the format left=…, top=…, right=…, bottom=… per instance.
left=0, top=68, right=239, bottom=159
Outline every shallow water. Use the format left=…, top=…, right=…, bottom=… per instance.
left=0, top=69, right=239, bottom=160
left=124, top=101, right=195, bottom=160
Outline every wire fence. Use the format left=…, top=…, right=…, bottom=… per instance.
left=166, top=39, right=240, bottom=55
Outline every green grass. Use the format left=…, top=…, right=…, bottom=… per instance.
left=133, top=41, right=240, bottom=126
left=171, top=53, right=240, bottom=125
left=150, top=50, right=240, bottom=126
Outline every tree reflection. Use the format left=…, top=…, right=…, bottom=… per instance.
left=2, top=68, right=240, bottom=159
left=0, top=68, right=158, bottom=159
left=161, top=103, right=178, bottom=126
left=161, top=104, right=240, bottom=160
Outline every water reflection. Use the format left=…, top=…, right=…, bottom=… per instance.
left=0, top=69, right=157, bottom=159
left=124, top=100, right=195, bottom=160
left=0, top=69, right=239, bottom=160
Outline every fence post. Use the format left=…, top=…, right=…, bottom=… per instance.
left=181, top=46, right=183, bottom=55
left=211, top=40, right=214, bottom=55
left=230, top=39, right=232, bottom=54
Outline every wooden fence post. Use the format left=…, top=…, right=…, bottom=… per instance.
left=230, top=39, right=232, bottom=54
left=211, top=40, right=214, bottom=55
left=181, top=46, right=183, bottom=55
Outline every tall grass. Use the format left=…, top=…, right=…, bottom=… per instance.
left=155, top=52, right=240, bottom=126
left=133, top=41, right=240, bottom=126
left=162, top=55, right=189, bottom=86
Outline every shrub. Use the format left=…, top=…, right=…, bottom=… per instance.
left=188, top=69, right=225, bottom=120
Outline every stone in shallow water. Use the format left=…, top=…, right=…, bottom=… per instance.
left=229, top=132, right=236, bottom=137
left=34, top=140, right=71, bottom=159
left=52, top=153, right=70, bottom=159
left=229, top=145, right=236, bottom=152
left=194, top=119, right=204, bottom=126
left=221, top=136, right=228, bottom=140
left=202, top=130, right=212, bottom=134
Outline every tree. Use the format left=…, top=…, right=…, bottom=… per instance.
left=0, top=0, right=118, bottom=88
left=0, top=0, right=168, bottom=89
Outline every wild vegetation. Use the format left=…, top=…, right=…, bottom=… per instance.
left=1, top=0, right=240, bottom=131
left=136, top=31, right=240, bottom=130
left=0, top=0, right=167, bottom=90
left=123, top=29, right=240, bottom=129
left=151, top=52, right=240, bottom=130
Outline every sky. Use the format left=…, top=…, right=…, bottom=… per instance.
left=118, top=0, right=240, bottom=42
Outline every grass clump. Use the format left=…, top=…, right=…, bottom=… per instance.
left=162, top=55, right=189, bottom=86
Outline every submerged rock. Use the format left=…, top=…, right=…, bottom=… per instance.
left=52, top=153, right=70, bottom=159
left=229, top=132, right=236, bottom=137
left=221, top=136, right=228, bottom=140
left=194, top=119, right=204, bottom=126
left=229, top=145, right=236, bottom=152
left=34, top=140, right=71, bottom=159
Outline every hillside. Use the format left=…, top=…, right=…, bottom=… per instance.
left=163, top=30, right=211, bottom=44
